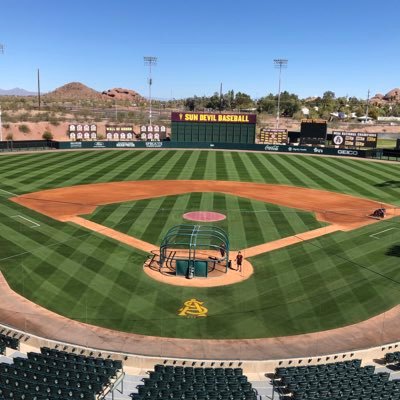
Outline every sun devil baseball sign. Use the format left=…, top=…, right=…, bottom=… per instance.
left=171, top=112, right=256, bottom=144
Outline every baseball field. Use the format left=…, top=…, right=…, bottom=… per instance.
left=0, top=149, right=400, bottom=340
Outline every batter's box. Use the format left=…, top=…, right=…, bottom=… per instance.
left=369, top=227, right=400, bottom=240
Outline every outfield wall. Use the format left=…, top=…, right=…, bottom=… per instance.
left=55, top=140, right=369, bottom=158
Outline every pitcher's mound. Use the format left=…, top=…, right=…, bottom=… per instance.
left=183, top=211, right=226, bottom=222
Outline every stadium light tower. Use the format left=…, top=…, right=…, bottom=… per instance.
left=274, top=59, right=288, bottom=129
left=144, top=56, right=157, bottom=126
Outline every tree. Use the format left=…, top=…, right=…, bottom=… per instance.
left=18, top=124, right=30, bottom=134
left=42, top=131, right=53, bottom=140
left=257, top=93, right=276, bottom=114
left=234, top=92, right=254, bottom=110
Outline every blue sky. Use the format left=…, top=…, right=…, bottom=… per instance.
left=0, top=0, right=398, bottom=99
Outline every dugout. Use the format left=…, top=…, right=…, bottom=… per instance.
left=171, top=112, right=256, bottom=144
left=159, top=225, right=230, bottom=278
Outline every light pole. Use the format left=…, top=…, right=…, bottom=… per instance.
left=365, top=89, right=370, bottom=123
left=273, top=59, right=288, bottom=129
left=144, top=56, right=157, bottom=126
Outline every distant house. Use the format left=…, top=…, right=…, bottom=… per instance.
left=301, top=107, right=309, bottom=116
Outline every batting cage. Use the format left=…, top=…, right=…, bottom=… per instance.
left=159, top=225, right=230, bottom=278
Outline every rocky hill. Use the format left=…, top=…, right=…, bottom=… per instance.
left=370, top=88, right=400, bottom=105
left=102, top=87, right=146, bottom=103
left=43, top=82, right=103, bottom=100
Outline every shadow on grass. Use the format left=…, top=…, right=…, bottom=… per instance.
left=386, top=245, right=400, bottom=257
left=375, top=180, right=400, bottom=188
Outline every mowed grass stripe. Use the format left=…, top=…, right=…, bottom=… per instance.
left=190, top=151, right=209, bottom=180
left=145, top=151, right=187, bottom=180
left=27, top=151, right=123, bottom=189
left=56, top=151, right=140, bottom=186
left=88, top=193, right=326, bottom=249
left=15, top=151, right=106, bottom=187
left=85, top=150, right=151, bottom=183
left=237, top=152, right=267, bottom=183
left=298, top=155, right=382, bottom=199
left=204, top=151, right=217, bottom=180
left=244, top=153, right=279, bottom=183
left=267, top=155, right=314, bottom=187
left=215, top=152, right=229, bottom=181
left=279, top=154, right=341, bottom=192
left=0, top=152, right=86, bottom=180
left=323, top=157, right=400, bottom=203
left=135, top=151, right=178, bottom=180
left=252, top=154, right=293, bottom=185
left=140, top=194, right=181, bottom=243
left=315, top=156, right=394, bottom=200
left=103, top=151, right=163, bottom=182
left=164, top=151, right=195, bottom=180
left=230, top=152, right=253, bottom=182
left=224, top=194, right=247, bottom=248
left=222, top=152, right=242, bottom=181
left=237, top=197, right=265, bottom=247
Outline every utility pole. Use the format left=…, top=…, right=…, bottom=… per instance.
left=144, top=56, right=157, bottom=126
left=37, top=69, right=41, bottom=110
left=365, top=89, right=370, bottom=123
left=273, top=59, right=288, bottom=129
left=219, top=82, right=223, bottom=111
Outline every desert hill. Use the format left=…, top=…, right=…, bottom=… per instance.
left=42, top=82, right=145, bottom=103
left=43, top=82, right=103, bottom=100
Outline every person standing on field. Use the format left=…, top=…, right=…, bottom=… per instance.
left=219, top=242, right=226, bottom=258
left=236, top=251, right=243, bottom=272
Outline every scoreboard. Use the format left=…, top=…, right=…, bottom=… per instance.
left=300, top=119, right=327, bottom=145
left=259, top=128, right=288, bottom=144
left=332, top=131, right=377, bottom=148
left=171, top=112, right=256, bottom=144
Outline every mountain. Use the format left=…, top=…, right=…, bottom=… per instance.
left=43, top=82, right=103, bottom=100
left=0, top=88, right=37, bottom=96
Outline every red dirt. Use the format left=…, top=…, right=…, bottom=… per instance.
left=11, top=180, right=393, bottom=229
left=183, top=211, right=226, bottom=222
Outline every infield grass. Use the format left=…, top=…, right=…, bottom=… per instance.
left=85, top=193, right=326, bottom=250
left=0, top=150, right=399, bottom=338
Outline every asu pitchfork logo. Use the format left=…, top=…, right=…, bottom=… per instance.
left=178, top=299, right=208, bottom=318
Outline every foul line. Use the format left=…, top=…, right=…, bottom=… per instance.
left=0, top=189, right=17, bottom=197
left=11, top=215, right=40, bottom=228
left=369, top=227, right=399, bottom=239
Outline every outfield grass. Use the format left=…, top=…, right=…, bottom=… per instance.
left=0, top=150, right=400, bottom=338
left=86, top=193, right=325, bottom=250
